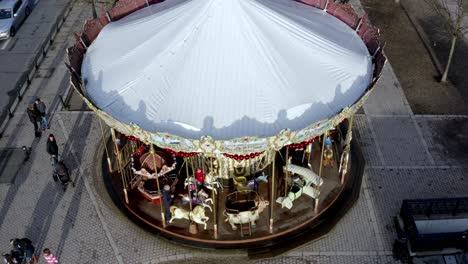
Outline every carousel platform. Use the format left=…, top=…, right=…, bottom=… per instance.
left=102, top=135, right=365, bottom=258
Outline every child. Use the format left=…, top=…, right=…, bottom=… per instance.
left=42, top=248, right=58, bottom=264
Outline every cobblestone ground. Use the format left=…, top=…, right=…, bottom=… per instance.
left=0, top=0, right=467, bottom=264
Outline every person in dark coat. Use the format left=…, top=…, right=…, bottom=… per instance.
left=10, top=238, right=37, bottom=263
left=46, top=134, right=59, bottom=158
left=26, top=104, right=41, bottom=137
left=162, top=184, right=174, bottom=222
left=34, top=98, right=49, bottom=130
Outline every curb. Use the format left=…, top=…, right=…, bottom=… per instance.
left=0, top=0, right=76, bottom=137
left=399, top=0, right=444, bottom=75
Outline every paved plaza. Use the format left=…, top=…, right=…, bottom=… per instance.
left=0, top=0, right=467, bottom=263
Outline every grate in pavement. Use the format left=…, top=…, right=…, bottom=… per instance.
left=0, top=148, right=27, bottom=184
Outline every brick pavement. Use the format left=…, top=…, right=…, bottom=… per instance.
left=0, top=0, right=467, bottom=263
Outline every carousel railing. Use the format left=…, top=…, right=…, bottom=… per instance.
left=120, top=139, right=135, bottom=189
left=325, top=2, right=360, bottom=30
left=296, top=0, right=327, bottom=9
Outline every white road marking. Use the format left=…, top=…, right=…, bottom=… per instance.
left=0, top=38, right=11, bottom=50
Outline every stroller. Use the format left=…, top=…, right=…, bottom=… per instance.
left=51, top=156, right=74, bottom=191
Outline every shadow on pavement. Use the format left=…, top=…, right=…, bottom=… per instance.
left=25, top=183, right=65, bottom=252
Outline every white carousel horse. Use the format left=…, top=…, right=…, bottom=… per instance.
left=276, top=164, right=322, bottom=209
left=169, top=205, right=210, bottom=229
left=197, top=189, right=213, bottom=205
left=183, top=176, right=196, bottom=188
left=204, top=172, right=223, bottom=194
left=223, top=197, right=269, bottom=230
left=179, top=189, right=213, bottom=212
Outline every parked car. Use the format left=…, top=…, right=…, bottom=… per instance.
left=0, top=0, right=31, bottom=40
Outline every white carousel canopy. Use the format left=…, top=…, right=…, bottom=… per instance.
left=82, top=0, right=372, bottom=140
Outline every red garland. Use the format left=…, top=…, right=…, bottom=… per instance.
left=223, top=151, right=264, bottom=161
left=287, top=137, right=317, bottom=149
left=164, top=148, right=198, bottom=157
left=124, top=134, right=140, bottom=142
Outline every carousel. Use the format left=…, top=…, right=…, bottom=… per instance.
left=66, top=0, right=385, bottom=252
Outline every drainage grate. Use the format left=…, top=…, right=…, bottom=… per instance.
left=0, top=148, right=27, bottom=184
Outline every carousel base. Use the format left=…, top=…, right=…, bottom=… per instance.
left=102, top=141, right=365, bottom=259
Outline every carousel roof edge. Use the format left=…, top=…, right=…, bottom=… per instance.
left=69, top=76, right=383, bottom=155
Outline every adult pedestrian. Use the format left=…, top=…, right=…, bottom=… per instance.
left=42, top=248, right=58, bottom=264
left=26, top=104, right=42, bottom=137
left=46, top=134, right=59, bottom=158
left=162, top=184, right=174, bottom=222
left=34, top=98, right=49, bottom=130
left=10, top=238, right=37, bottom=264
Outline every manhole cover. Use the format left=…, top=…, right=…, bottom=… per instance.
left=0, top=148, right=27, bottom=184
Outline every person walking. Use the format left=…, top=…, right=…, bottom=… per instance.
left=33, top=98, right=49, bottom=130
left=47, top=134, right=63, bottom=183
left=26, top=104, right=42, bottom=137
left=42, top=248, right=58, bottom=264
left=46, top=134, right=59, bottom=158
left=10, top=238, right=37, bottom=264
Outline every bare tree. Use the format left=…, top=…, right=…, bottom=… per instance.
left=425, top=0, right=468, bottom=82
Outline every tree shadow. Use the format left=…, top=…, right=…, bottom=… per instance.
left=25, top=183, right=65, bottom=252
left=54, top=175, right=84, bottom=259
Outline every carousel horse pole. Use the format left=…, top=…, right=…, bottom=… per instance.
left=185, top=157, right=193, bottom=214
left=285, top=148, right=289, bottom=196
left=111, top=128, right=128, bottom=204
left=190, top=156, right=198, bottom=204
left=316, top=130, right=329, bottom=213
left=269, top=151, right=276, bottom=232
left=210, top=155, right=218, bottom=237
left=150, top=144, right=166, bottom=227
left=305, top=142, right=313, bottom=170
left=340, top=115, right=354, bottom=184
left=97, top=117, right=112, bottom=173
